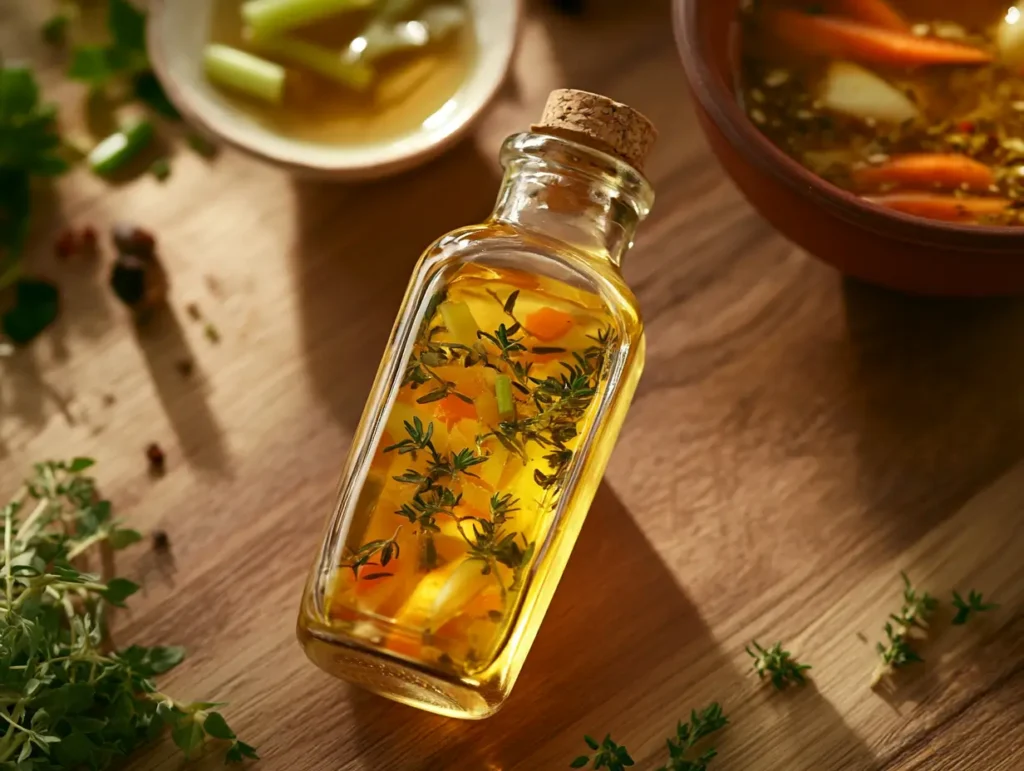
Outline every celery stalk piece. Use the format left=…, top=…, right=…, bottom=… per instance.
left=243, top=0, right=377, bottom=40
left=349, top=5, right=466, bottom=64
left=439, top=301, right=479, bottom=348
left=203, top=44, right=285, bottom=104
left=247, top=33, right=375, bottom=90
left=379, top=0, right=424, bottom=21
left=495, top=375, right=514, bottom=419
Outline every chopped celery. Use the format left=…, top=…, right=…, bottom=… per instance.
left=203, top=44, right=285, bottom=104
left=247, top=34, right=374, bottom=90
left=243, top=0, right=376, bottom=40
left=439, top=301, right=479, bottom=348
left=495, top=375, right=514, bottom=419
left=349, top=4, right=467, bottom=64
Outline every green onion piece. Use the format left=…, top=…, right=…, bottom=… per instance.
left=495, top=375, right=514, bottom=419
left=88, top=119, right=154, bottom=176
left=203, top=44, right=285, bottom=104
left=439, top=301, right=479, bottom=348
left=247, top=34, right=374, bottom=90
left=242, top=0, right=376, bottom=40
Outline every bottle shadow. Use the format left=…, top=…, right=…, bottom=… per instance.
left=132, top=307, right=230, bottom=474
left=292, top=141, right=500, bottom=431
left=337, top=482, right=722, bottom=770
left=840, top=279, right=1024, bottom=554
left=729, top=682, right=878, bottom=771
left=526, top=0, right=674, bottom=87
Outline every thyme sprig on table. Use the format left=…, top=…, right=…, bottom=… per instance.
left=872, top=572, right=939, bottom=686
left=0, top=459, right=256, bottom=768
left=571, top=734, right=634, bottom=770
left=658, top=703, right=730, bottom=771
left=572, top=703, right=729, bottom=771
left=746, top=640, right=812, bottom=690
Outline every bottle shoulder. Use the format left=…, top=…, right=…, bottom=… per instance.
left=419, top=222, right=644, bottom=337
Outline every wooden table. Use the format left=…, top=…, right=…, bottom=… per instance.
left=3, top=2, right=1023, bottom=769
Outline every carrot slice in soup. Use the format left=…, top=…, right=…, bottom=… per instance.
left=824, top=0, right=908, bottom=32
left=864, top=193, right=1011, bottom=222
left=526, top=307, right=574, bottom=342
left=766, top=11, right=992, bottom=67
left=435, top=393, right=477, bottom=429
left=853, top=154, right=996, bottom=193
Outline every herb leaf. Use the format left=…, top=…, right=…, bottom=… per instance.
left=872, top=572, right=938, bottom=686
left=657, top=703, right=729, bottom=771
left=2, top=278, right=61, bottom=344
left=571, top=734, right=634, bottom=770
left=951, top=589, right=998, bottom=626
left=746, top=640, right=811, bottom=690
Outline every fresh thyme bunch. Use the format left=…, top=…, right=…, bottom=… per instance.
left=0, top=459, right=256, bottom=768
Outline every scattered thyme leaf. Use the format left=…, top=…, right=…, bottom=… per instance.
left=571, top=734, right=634, bottom=770
left=951, top=589, right=998, bottom=626
left=574, top=704, right=728, bottom=771
left=746, top=640, right=811, bottom=690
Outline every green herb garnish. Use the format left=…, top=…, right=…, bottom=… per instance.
left=68, top=0, right=149, bottom=89
left=2, top=278, right=60, bottom=344
left=0, top=65, right=68, bottom=285
left=746, top=640, right=812, bottom=690
left=0, top=458, right=256, bottom=767
left=572, top=703, right=728, bottom=771
left=571, top=734, right=634, bottom=770
left=872, top=572, right=938, bottom=686
left=68, top=0, right=181, bottom=122
left=658, top=703, right=729, bottom=771
left=951, top=589, right=998, bottom=626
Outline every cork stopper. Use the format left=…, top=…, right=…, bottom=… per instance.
left=531, top=89, right=657, bottom=173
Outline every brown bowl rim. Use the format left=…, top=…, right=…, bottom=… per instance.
left=147, top=0, right=523, bottom=181
left=673, top=0, right=1024, bottom=252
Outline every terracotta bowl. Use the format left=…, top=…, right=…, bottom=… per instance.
left=673, top=0, right=1024, bottom=296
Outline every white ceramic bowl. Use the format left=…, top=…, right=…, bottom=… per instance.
left=148, top=0, right=520, bottom=180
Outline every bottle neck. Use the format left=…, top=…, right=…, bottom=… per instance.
left=490, top=133, right=654, bottom=268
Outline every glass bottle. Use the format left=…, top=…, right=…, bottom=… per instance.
left=297, top=90, right=657, bottom=719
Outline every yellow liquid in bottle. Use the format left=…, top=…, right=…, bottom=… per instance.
left=300, top=252, right=644, bottom=718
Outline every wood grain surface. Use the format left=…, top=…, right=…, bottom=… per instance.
left=2, top=2, right=1023, bottom=770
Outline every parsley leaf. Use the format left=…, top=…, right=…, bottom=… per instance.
left=0, top=65, right=67, bottom=296
left=68, top=0, right=150, bottom=89
left=2, top=277, right=60, bottom=344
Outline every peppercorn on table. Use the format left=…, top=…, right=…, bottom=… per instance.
left=1, top=1, right=1023, bottom=770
